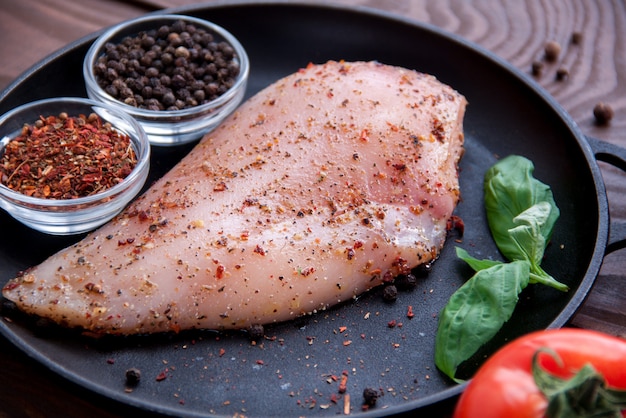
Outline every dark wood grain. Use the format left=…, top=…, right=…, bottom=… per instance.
left=1, top=1, right=625, bottom=417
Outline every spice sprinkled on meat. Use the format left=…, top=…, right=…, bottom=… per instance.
left=2, top=61, right=466, bottom=335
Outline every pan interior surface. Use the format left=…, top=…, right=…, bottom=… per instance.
left=0, top=2, right=606, bottom=417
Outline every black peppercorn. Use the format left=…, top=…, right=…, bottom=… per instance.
left=556, top=67, right=569, bottom=81
left=593, top=102, right=614, bottom=125
left=531, top=61, right=544, bottom=77
left=414, top=262, right=432, bottom=278
left=382, top=284, right=398, bottom=302
left=248, top=324, right=265, bottom=341
left=362, top=387, right=379, bottom=407
left=125, top=368, right=141, bottom=386
left=93, top=19, right=240, bottom=111
left=162, top=92, right=176, bottom=107
left=395, top=273, right=417, bottom=291
left=544, top=40, right=561, bottom=62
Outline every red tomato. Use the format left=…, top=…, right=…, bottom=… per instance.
left=453, top=328, right=626, bottom=418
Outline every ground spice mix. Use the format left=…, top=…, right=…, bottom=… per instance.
left=0, top=112, right=137, bottom=199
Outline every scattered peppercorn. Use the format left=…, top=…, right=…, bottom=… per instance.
left=544, top=40, right=561, bottom=62
left=394, top=273, right=417, bottom=291
left=593, top=102, right=614, bottom=125
left=362, top=387, right=379, bottom=407
left=0, top=113, right=137, bottom=199
left=556, top=67, right=569, bottom=81
left=125, top=368, right=141, bottom=386
left=571, top=31, right=583, bottom=45
left=531, top=61, right=544, bottom=77
left=248, top=323, right=265, bottom=341
left=382, top=284, right=398, bottom=302
left=93, top=19, right=240, bottom=111
left=414, top=262, right=432, bottom=278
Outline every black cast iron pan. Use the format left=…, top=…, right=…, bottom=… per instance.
left=2, top=1, right=626, bottom=417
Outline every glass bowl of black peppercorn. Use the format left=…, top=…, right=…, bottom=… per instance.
left=0, top=97, right=150, bottom=235
left=84, top=14, right=249, bottom=146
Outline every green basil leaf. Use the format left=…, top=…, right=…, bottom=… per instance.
left=434, top=260, right=531, bottom=381
left=455, top=247, right=502, bottom=271
left=508, top=201, right=551, bottom=267
left=508, top=202, right=569, bottom=291
left=484, top=155, right=560, bottom=263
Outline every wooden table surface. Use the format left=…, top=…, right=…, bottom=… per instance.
left=1, top=1, right=625, bottom=417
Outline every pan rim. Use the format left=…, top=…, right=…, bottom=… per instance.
left=0, top=1, right=610, bottom=416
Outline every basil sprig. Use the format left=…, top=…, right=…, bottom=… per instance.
left=484, top=155, right=567, bottom=292
left=435, top=155, right=569, bottom=382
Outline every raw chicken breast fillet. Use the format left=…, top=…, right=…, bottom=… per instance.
left=3, top=61, right=467, bottom=335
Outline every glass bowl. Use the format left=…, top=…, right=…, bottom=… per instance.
left=83, top=14, right=249, bottom=146
left=0, top=97, right=150, bottom=235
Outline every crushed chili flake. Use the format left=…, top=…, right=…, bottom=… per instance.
left=0, top=112, right=137, bottom=199
left=446, top=215, right=465, bottom=236
left=338, top=373, right=348, bottom=393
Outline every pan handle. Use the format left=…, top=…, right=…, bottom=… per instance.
left=586, top=136, right=626, bottom=254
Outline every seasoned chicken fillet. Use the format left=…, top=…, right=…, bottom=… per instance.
left=3, top=61, right=466, bottom=335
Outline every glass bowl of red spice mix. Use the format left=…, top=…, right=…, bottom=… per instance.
left=0, top=97, right=150, bottom=235
left=83, top=14, right=249, bottom=146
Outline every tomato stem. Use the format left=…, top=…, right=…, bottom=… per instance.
left=532, top=348, right=626, bottom=418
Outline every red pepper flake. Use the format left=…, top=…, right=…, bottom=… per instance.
left=392, top=256, right=411, bottom=275
left=254, top=245, right=266, bottom=256
left=0, top=112, right=137, bottom=199
left=407, top=305, right=415, bottom=319
left=446, top=215, right=465, bottom=236
left=218, top=348, right=226, bottom=357
left=106, top=358, right=115, bottom=365
left=213, top=181, right=227, bottom=192
left=431, top=118, right=445, bottom=142
left=215, top=264, right=225, bottom=279
left=256, top=359, right=264, bottom=365
left=155, top=370, right=168, bottom=381
left=338, top=372, right=348, bottom=393
left=388, top=319, right=397, bottom=328
left=386, top=122, right=399, bottom=132
left=300, top=266, right=315, bottom=276
left=382, top=270, right=394, bottom=283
